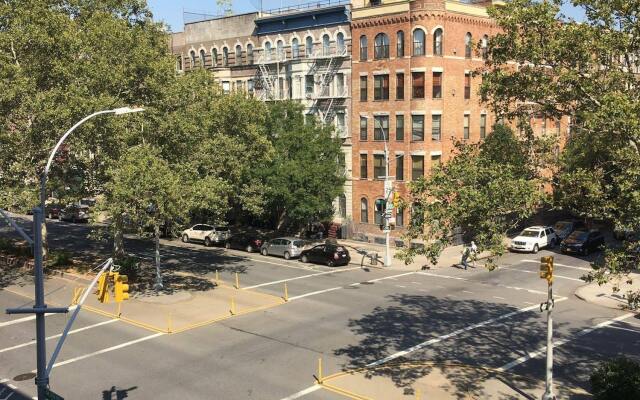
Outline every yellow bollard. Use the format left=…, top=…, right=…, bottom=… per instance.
left=235, top=272, right=240, bottom=289
left=317, top=358, right=323, bottom=383
left=415, top=388, right=421, bottom=400
left=283, top=282, right=289, bottom=302
left=230, top=297, right=236, bottom=315
left=167, top=312, right=173, bottom=334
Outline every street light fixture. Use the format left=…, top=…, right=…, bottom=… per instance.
left=6, top=106, right=144, bottom=400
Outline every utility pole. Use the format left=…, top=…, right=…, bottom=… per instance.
left=540, top=256, right=555, bottom=400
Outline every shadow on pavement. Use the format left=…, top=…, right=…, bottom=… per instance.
left=102, top=385, right=138, bottom=400
left=0, top=383, right=31, bottom=400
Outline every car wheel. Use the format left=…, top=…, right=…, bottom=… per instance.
left=284, top=251, right=291, bottom=260
left=225, top=242, right=231, bottom=249
left=532, top=244, right=539, bottom=254
left=204, top=237, right=211, bottom=247
left=327, top=260, right=335, bottom=268
left=301, top=255, right=309, bottom=263
left=261, top=248, right=268, bottom=256
left=182, top=234, right=189, bottom=243
left=246, top=245, right=253, bottom=253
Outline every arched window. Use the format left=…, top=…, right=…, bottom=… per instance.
left=292, top=38, right=299, bottom=58
left=189, top=50, right=196, bottom=67
left=360, top=198, right=369, bottom=223
left=374, top=33, right=389, bottom=59
left=396, top=30, right=405, bottom=57
left=276, top=40, right=284, bottom=60
left=264, top=42, right=272, bottom=61
left=211, top=48, right=218, bottom=66
left=222, top=47, right=229, bottom=66
left=336, top=32, right=345, bottom=53
left=199, top=49, right=206, bottom=67
left=465, top=32, right=472, bottom=59
left=433, top=28, right=443, bottom=56
left=412, top=29, right=425, bottom=56
left=322, top=34, right=330, bottom=56
left=339, top=194, right=347, bottom=219
left=305, top=36, right=314, bottom=57
left=482, top=34, right=489, bottom=59
left=247, top=44, right=254, bottom=64
left=235, top=45, right=242, bottom=65
left=359, top=35, right=368, bottom=61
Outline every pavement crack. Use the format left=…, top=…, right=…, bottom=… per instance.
left=221, top=324, right=324, bottom=355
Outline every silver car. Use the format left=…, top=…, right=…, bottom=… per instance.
left=260, top=237, right=305, bottom=260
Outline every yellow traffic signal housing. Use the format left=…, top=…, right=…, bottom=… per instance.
left=96, top=273, right=110, bottom=303
left=393, top=192, right=400, bottom=209
left=114, top=274, right=130, bottom=302
left=539, top=256, right=554, bottom=282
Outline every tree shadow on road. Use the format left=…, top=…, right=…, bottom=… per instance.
left=131, top=264, right=217, bottom=297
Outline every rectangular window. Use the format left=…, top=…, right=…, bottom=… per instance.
left=336, top=73, right=344, bottom=96
left=396, top=115, right=404, bottom=141
left=396, top=155, right=404, bottom=181
left=432, top=72, right=442, bottom=99
left=359, top=116, right=368, bottom=141
left=374, top=116, right=389, bottom=140
left=464, top=73, right=471, bottom=99
left=432, top=115, right=442, bottom=141
left=411, top=115, right=424, bottom=141
left=247, top=79, right=254, bottom=96
left=360, top=76, right=368, bottom=101
left=396, top=73, right=404, bottom=100
left=431, top=154, right=441, bottom=170
left=360, top=154, right=368, bottom=179
left=480, top=114, right=487, bottom=139
left=305, top=75, right=314, bottom=96
left=396, top=207, right=404, bottom=227
left=336, top=113, right=345, bottom=135
left=373, top=154, right=385, bottom=180
left=463, top=114, right=470, bottom=139
left=374, top=75, right=389, bottom=100
left=412, top=72, right=425, bottom=99
left=222, top=81, right=230, bottom=94
left=411, top=155, right=424, bottom=180
left=278, top=77, right=284, bottom=99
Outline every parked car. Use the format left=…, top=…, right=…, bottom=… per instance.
left=224, top=233, right=265, bottom=253
left=561, top=230, right=605, bottom=255
left=181, top=224, right=231, bottom=247
left=509, top=226, right=558, bottom=253
left=300, top=244, right=351, bottom=267
left=59, top=204, right=90, bottom=223
left=614, top=228, right=639, bottom=241
left=553, top=220, right=577, bottom=241
left=45, top=203, right=64, bottom=219
left=260, top=237, right=305, bottom=260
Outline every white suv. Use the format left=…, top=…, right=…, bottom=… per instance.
left=510, top=226, right=558, bottom=253
left=181, top=224, right=231, bottom=247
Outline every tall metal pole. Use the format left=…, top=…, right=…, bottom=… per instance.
left=383, top=130, right=391, bottom=268
left=542, top=281, right=555, bottom=400
left=33, top=204, right=48, bottom=400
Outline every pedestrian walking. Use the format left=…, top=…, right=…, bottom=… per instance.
left=461, top=245, right=470, bottom=270
left=470, top=241, right=478, bottom=268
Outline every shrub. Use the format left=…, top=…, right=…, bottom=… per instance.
left=115, top=256, right=140, bottom=281
left=47, top=251, right=72, bottom=268
left=590, top=357, right=640, bottom=400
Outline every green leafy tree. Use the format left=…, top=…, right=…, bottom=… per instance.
left=481, top=0, right=640, bottom=306
left=256, top=102, right=345, bottom=232
left=397, top=125, right=545, bottom=267
left=590, top=357, right=640, bottom=400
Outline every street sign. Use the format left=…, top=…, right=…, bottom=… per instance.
left=45, top=388, right=64, bottom=400
left=384, top=179, right=393, bottom=197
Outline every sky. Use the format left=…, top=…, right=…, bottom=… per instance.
left=147, top=0, right=586, bottom=33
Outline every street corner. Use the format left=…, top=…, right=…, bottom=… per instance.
left=314, top=361, right=553, bottom=400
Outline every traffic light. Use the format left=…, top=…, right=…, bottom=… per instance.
left=114, top=273, right=130, bottom=303
left=96, top=273, right=110, bottom=303
left=539, top=256, right=554, bottom=282
left=392, top=192, right=400, bottom=209
left=374, top=198, right=386, bottom=213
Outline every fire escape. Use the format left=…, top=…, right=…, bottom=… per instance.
left=308, top=45, right=348, bottom=126
left=256, top=49, right=286, bottom=101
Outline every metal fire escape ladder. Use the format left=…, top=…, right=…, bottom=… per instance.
left=257, top=52, right=278, bottom=100
left=312, top=47, right=345, bottom=124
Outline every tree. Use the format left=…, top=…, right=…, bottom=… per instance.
left=256, top=102, right=346, bottom=232
left=105, top=144, right=184, bottom=289
left=397, top=125, right=545, bottom=267
left=480, top=0, right=640, bottom=306
left=590, top=357, right=640, bottom=400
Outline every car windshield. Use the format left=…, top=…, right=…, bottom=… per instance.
left=554, top=222, right=570, bottom=230
left=568, top=231, right=589, bottom=241
left=293, top=240, right=305, bottom=247
left=520, top=230, right=539, bottom=237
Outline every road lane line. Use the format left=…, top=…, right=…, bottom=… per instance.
left=522, top=259, right=591, bottom=272
left=497, top=313, right=635, bottom=372
left=288, top=286, right=344, bottom=301
left=0, top=319, right=118, bottom=354
left=40, top=332, right=165, bottom=371
left=242, top=267, right=361, bottom=290
left=0, top=379, right=8, bottom=384
left=604, top=325, right=640, bottom=334
left=366, top=298, right=568, bottom=368
left=417, top=272, right=550, bottom=295
left=503, top=269, right=583, bottom=282
left=0, top=305, right=77, bottom=328
left=462, top=290, right=474, bottom=294
left=280, top=384, right=322, bottom=400
left=493, top=296, right=506, bottom=300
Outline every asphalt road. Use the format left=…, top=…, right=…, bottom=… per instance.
left=1, top=215, right=639, bottom=399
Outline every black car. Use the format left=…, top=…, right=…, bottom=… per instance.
left=300, top=244, right=350, bottom=267
left=561, top=230, right=605, bottom=255
left=45, top=203, right=63, bottom=219
left=224, top=233, right=265, bottom=253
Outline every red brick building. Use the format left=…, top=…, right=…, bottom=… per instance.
left=350, top=0, right=503, bottom=239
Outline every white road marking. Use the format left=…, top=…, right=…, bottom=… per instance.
left=522, top=259, right=591, bottom=272
left=0, top=379, right=8, bottom=384
left=604, top=325, right=640, bottom=334
left=625, top=321, right=640, bottom=328
left=40, top=332, right=165, bottom=371
left=497, top=313, right=635, bottom=372
left=524, top=301, right=536, bottom=305
left=0, top=319, right=118, bottom=354
left=6, top=385, right=15, bottom=390
left=411, top=281, right=421, bottom=284
left=462, top=290, right=474, bottom=294
left=417, top=272, right=550, bottom=295
left=395, top=285, right=407, bottom=288
left=368, top=272, right=415, bottom=283
left=242, top=267, right=361, bottom=289
left=493, top=296, right=506, bottom=300
left=503, top=269, right=583, bottom=282
left=366, top=298, right=568, bottom=368
left=288, top=286, right=344, bottom=301
left=280, top=384, right=322, bottom=400
left=0, top=305, right=77, bottom=328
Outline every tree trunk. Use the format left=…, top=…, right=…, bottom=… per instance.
left=154, top=224, right=163, bottom=290
left=276, top=208, right=287, bottom=232
left=113, top=213, right=125, bottom=260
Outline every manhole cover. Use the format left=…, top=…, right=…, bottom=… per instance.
left=14, top=372, right=36, bottom=381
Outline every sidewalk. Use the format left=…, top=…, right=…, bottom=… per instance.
left=575, top=272, right=640, bottom=311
